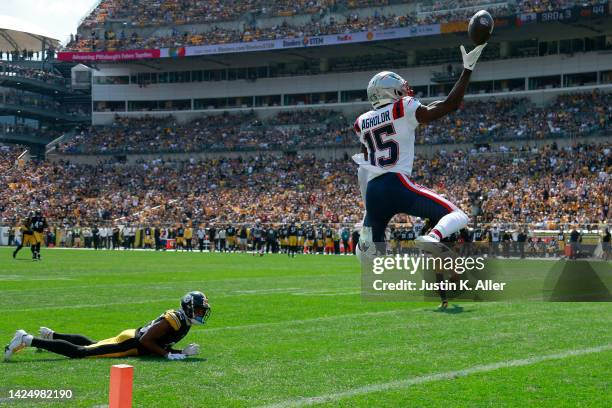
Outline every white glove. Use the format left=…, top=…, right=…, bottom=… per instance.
left=460, top=43, right=487, bottom=71
left=181, top=343, right=200, bottom=356
left=166, top=352, right=186, bottom=360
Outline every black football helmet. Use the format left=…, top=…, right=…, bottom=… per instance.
left=181, top=291, right=211, bottom=325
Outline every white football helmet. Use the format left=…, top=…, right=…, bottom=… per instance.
left=367, top=71, right=414, bottom=109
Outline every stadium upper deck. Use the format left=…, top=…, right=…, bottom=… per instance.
left=60, top=0, right=610, bottom=56
left=61, top=0, right=611, bottom=125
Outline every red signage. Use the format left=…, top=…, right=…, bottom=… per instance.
left=57, top=49, right=161, bottom=62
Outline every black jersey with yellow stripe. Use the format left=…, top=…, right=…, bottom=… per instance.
left=136, top=309, right=191, bottom=349
left=30, top=216, right=48, bottom=233
left=20, top=218, right=33, bottom=235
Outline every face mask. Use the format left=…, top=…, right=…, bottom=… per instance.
left=190, top=306, right=210, bottom=325
left=190, top=316, right=204, bottom=325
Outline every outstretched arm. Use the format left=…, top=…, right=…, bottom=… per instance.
left=415, top=44, right=486, bottom=124
left=139, top=319, right=173, bottom=357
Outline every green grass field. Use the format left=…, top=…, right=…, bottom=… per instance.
left=1, top=248, right=611, bottom=407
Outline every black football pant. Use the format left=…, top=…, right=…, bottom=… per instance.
left=31, top=330, right=141, bottom=359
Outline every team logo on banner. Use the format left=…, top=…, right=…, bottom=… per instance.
left=168, top=47, right=186, bottom=58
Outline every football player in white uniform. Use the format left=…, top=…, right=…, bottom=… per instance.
left=354, top=43, right=487, bottom=257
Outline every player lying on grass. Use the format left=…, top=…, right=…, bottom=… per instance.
left=4, top=291, right=210, bottom=361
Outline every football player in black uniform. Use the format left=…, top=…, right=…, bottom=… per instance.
left=287, top=222, right=298, bottom=258
left=13, top=213, right=36, bottom=259
left=4, top=291, right=210, bottom=361
left=29, top=210, right=48, bottom=261
left=279, top=224, right=288, bottom=254
left=226, top=224, right=236, bottom=252
left=305, top=225, right=316, bottom=254
left=296, top=224, right=305, bottom=255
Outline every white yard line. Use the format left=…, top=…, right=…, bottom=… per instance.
left=259, top=344, right=612, bottom=408
left=234, top=288, right=303, bottom=294
left=0, top=275, right=74, bottom=281
left=3, top=288, right=359, bottom=312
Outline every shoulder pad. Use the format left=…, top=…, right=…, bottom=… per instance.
left=163, top=310, right=184, bottom=330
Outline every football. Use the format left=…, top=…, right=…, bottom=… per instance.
left=468, top=10, right=494, bottom=45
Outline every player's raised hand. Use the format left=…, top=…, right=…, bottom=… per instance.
left=182, top=343, right=200, bottom=356
left=460, top=43, right=487, bottom=71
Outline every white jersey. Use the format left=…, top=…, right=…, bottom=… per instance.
left=352, top=96, right=421, bottom=183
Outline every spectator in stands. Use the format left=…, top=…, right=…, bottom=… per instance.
left=569, top=226, right=581, bottom=259
left=62, top=0, right=517, bottom=52
left=601, top=227, right=610, bottom=260
left=60, top=91, right=610, bottom=155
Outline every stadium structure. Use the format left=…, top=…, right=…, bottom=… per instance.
left=1, top=1, right=611, bottom=407
left=0, top=0, right=609, bottom=237
left=0, top=15, right=90, bottom=159
left=63, top=0, right=611, bottom=131
left=0, top=0, right=608, bottom=242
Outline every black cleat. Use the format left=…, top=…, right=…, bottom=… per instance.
left=439, top=300, right=449, bottom=310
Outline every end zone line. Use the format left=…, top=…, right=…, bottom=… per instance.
left=260, top=344, right=612, bottom=408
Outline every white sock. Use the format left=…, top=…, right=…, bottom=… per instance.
left=432, top=210, right=469, bottom=239
left=426, top=232, right=441, bottom=242
left=24, top=334, right=33, bottom=346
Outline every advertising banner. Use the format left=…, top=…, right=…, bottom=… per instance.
left=517, top=3, right=608, bottom=26
left=57, top=49, right=161, bottom=62
left=62, top=25, right=441, bottom=61
left=440, top=21, right=468, bottom=33
left=174, top=24, right=441, bottom=57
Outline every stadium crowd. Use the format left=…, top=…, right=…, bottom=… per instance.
left=1, top=142, right=609, bottom=236
left=421, top=90, right=611, bottom=144
left=0, top=144, right=24, bottom=175
left=0, top=62, right=66, bottom=86
left=60, top=110, right=353, bottom=154
left=65, top=0, right=520, bottom=51
left=60, top=90, right=611, bottom=154
left=61, top=0, right=601, bottom=52
left=517, top=0, right=607, bottom=13
left=78, top=0, right=417, bottom=29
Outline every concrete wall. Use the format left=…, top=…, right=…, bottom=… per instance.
left=91, top=51, right=612, bottom=102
